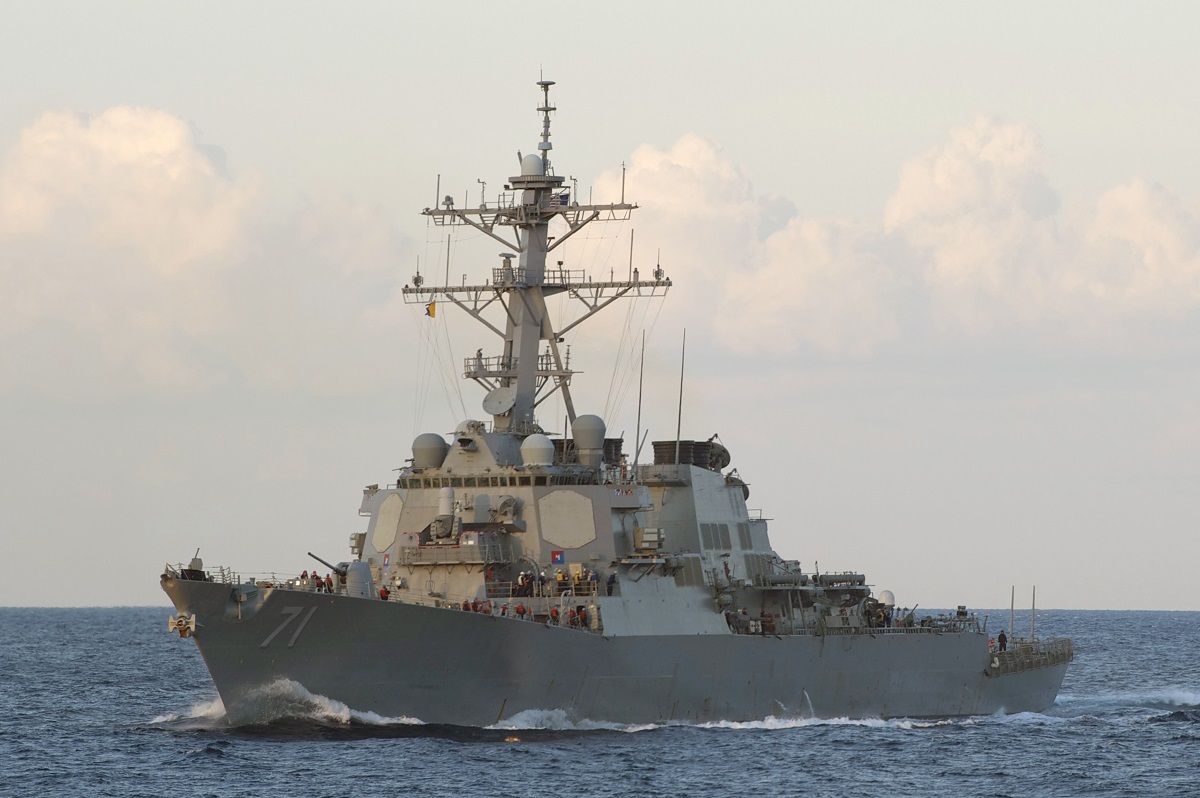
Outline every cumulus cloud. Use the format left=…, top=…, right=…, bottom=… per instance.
left=884, top=116, right=1061, bottom=333
left=0, top=107, right=414, bottom=398
left=5, top=105, right=1198, bottom=401
left=595, top=134, right=759, bottom=288
left=607, top=117, right=1200, bottom=356
left=1078, top=179, right=1200, bottom=315
left=599, top=134, right=904, bottom=356
left=0, top=106, right=256, bottom=390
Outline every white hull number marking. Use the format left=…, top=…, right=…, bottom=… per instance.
left=260, top=606, right=317, bottom=648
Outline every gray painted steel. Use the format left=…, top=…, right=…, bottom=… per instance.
left=163, top=577, right=1067, bottom=726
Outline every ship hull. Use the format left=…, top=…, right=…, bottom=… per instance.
left=164, top=577, right=1068, bottom=726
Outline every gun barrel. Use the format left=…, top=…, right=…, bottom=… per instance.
left=307, top=551, right=347, bottom=576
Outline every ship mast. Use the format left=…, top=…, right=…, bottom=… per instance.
left=404, top=80, right=671, bottom=435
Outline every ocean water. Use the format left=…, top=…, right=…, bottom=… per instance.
left=1, top=608, right=1196, bottom=798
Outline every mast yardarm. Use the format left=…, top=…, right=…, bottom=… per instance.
left=405, top=81, right=671, bottom=434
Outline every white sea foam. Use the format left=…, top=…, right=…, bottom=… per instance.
left=1056, top=689, right=1200, bottom=711
left=150, top=696, right=226, bottom=727
left=491, top=712, right=965, bottom=733
left=151, top=681, right=423, bottom=727
left=987, top=710, right=1072, bottom=726
left=150, top=684, right=1097, bottom=732
left=488, top=708, right=657, bottom=732
left=692, top=715, right=938, bottom=731
left=238, top=679, right=424, bottom=725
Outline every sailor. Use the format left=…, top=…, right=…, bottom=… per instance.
left=325, top=574, right=333, bottom=594
left=567, top=607, right=577, bottom=627
left=462, top=599, right=471, bottom=612
left=578, top=606, right=588, bottom=627
left=515, top=603, right=526, bottom=619
left=550, top=606, right=559, bottom=624
left=998, top=630, right=1008, bottom=652
left=301, top=570, right=309, bottom=582
left=379, top=586, right=390, bottom=601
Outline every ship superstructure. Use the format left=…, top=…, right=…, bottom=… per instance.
left=161, top=82, right=1072, bottom=726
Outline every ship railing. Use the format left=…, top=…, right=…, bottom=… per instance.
left=490, top=265, right=587, bottom=287
left=398, top=540, right=511, bottom=566
left=462, top=354, right=519, bottom=378
left=727, top=614, right=986, bottom=637
left=444, top=591, right=604, bottom=634
left=164, top=563, right=345, bottom=593
left=634, top=463, right=691, bottom=485
left=487, top=579, right=598, bottom=599
left=988, top=637, right=1074, bottom=675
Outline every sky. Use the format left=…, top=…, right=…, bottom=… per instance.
left=1, top=3, right=1198, bottom=610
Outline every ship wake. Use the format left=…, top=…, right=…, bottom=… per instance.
left=150, top=679, right=423, bottom=733
left=150, top=683, right=633, bottom=741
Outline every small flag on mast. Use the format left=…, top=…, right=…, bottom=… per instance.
left=425, top=301, right=436, bottom=318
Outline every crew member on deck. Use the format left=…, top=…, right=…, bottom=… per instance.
left=998, top=630, right=1008, bottom=652
left=379, top=585, right=390, bottom=601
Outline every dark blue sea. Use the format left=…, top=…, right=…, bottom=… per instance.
left=1, top=608, right=1196, bottom=797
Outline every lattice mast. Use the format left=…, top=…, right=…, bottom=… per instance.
left=404, top=80, right=671, bottom=434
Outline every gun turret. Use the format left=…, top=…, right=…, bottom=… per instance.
left=308, top=551, right=348, bottom=577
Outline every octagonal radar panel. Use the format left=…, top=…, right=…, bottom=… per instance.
left=483, top=386, right=517, bottom=416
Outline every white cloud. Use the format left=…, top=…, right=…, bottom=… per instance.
left=884, top=116, right=1061, bottom=333
left=0, top=107, right=418, bottom=398
left=4, top=105, right=1198, bottom=400
left=594, top=134, right=758, bottom=299
left=0, top=107, right=257, bottom=391
left=606, top=118, right=1200, bottom=357
left=1078, top=178, right=1200, bottom=315
left=723, top=217, right=903, bottom=356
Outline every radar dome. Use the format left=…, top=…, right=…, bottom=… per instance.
left=412, top=433, right=449, bottom=468
left=877, top=590, right=896, bottom=608
left=520, top=433, right=554, bottom=466
left=572, top=415, right=606, bottom=451
left=521, top=153, right=544, bottom=176
left=572, top=414, right=606, bottom=467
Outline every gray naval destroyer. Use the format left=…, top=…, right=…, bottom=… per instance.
left=162, top=81, right=1073, bottom=726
